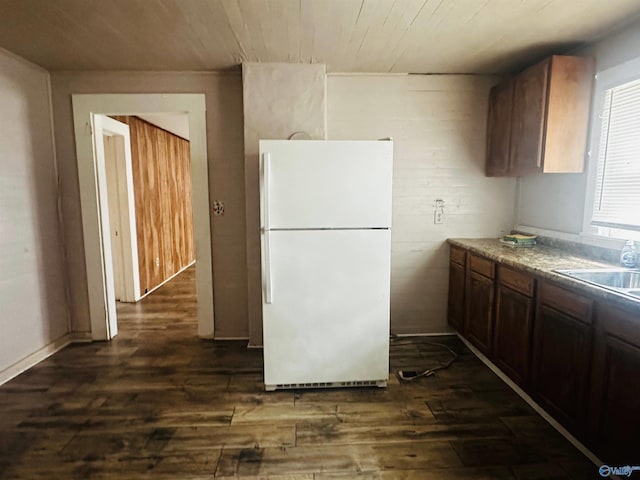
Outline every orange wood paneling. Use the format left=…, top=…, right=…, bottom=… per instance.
left=112, top=116, right=194, bottom=295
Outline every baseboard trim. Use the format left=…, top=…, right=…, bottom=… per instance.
left=392, top=332, right=456, bottom=337
left=0, top=333, right=73, bottom=386
left=455, top=333, right=603, bottom=467
left=70, top=332, right=93, bottom=343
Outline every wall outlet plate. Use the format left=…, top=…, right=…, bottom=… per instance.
left=434, top=210, right=444, bottom=224
left=213, top=201, right=225, bottom=216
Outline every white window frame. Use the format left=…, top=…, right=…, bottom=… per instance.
left=582, top=54, right=640, bottom=244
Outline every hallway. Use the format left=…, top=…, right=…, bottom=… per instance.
left=0, top=267, right=596, bottom=479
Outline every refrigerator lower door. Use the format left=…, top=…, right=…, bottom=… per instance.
left=262, top=229, right=391, bottom=390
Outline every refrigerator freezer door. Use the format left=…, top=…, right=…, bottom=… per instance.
left=262, top=229, right=391, bottom=387
left=260, top=140, right=393, bottom=229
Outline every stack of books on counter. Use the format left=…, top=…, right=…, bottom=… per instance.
left=500, top=234, right=537, bottom=248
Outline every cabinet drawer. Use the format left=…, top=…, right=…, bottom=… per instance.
left=450, top=246, right=466, bottom=266
left=539, top=281, right=593, bottom=324
left=499, top=266, right=535, bottom=297
left=595, top=302, right=640, bottom=346
left=469, top=254, right=495, bottom=279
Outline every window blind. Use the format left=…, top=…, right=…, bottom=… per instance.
left=591, top=77, right=640, bottom=231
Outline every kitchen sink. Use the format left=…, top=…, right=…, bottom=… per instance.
left=555, top=268, right=640, bottom=289
left=555, top=268, right=640, bottom=298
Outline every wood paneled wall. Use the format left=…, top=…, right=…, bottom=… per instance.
left=112, top=116, right=194, bottom=295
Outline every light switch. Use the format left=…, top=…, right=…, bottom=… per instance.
left=433, top=198, right=445, bottom=225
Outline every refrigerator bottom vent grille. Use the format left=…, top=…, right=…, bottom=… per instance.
left=272, top=380, right=385, bottom=390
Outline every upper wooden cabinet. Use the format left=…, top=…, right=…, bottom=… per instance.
left=485, top=80, right=514, bottom=176
left=486, top=55, right=594, bottom=177
left=509, top=59, right=550, bottom=175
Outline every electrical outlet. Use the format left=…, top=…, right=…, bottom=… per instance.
left=212, top=201, right=225, bottom=216
left=155, top=257, right=160, bottom=267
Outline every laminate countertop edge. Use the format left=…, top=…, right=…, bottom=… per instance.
left=447, top=238, right=640, bottom=315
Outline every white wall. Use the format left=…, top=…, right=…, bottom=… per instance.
left=50, top=72, right=248, bottom=338
left=517, top=18, right=640, bottom=235
left=328, top=74, right=516, bottom=334
left=0, top=49, right=69, bottom=375
left=242, top=63, right=327, bottom=345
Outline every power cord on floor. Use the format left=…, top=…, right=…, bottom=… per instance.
left=391, top=335, right=459, bottom=382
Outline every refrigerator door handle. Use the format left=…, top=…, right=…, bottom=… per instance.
left=262, top=152, right=271, bottom=231
left=263, top=229, right=273, bottom=304
left=262, top=152, right=273, bottom=304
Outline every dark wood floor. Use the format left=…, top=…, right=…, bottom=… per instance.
left=0, top=267, right=599, bottom=479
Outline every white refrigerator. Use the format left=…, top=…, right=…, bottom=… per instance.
left=260, top=139, right=393, bottom=391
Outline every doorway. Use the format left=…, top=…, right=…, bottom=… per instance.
left=72, top=94, right=214, bottom=340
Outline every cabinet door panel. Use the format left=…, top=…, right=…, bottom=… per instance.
left=485, top=80, right=514, bottom=176
left=531, top=304, right=592, bottom=435
left=464, top=270, right=495, bottom=357
left=448, top=260, right=465, bottom=331
left=590, top=336, right=640, bottom=464
left=589, top=304, right=640, bottom=464
left=493, top=285, right=534, bottom=387
left=509, top=59, right=550, bottom=175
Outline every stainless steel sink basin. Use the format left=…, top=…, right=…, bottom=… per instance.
left=556, top=268, right=640, bottom=289
left=555, top=268, right=640, bottom=299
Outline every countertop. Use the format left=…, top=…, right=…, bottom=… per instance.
left=448, top=238, right=640, bottom=314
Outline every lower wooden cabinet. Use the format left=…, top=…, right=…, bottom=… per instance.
left=531, top=282, right=593, bottom=436
left=447, top=246, right=466, bottom=331
left=588, top=303, right=640, bottom=464
left=493, top=272, right=535, bottom=388
left=464, top=264, right=495, bottom=357
left=447, top=259, right=465, bottom=331
left=447, top=244, right=640, bottom=459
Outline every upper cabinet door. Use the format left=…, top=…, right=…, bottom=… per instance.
left=484, top=55, right=594, bottom=177
left=509, top=59, right=550, bottom=176
left=543, top=56, right=595, bottom=173
left=485, top=80, right=514, bottom=176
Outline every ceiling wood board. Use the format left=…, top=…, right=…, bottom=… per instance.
left=0, top=0, right=638, bottom=73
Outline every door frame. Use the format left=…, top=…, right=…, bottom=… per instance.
left=72, top=94, right=214, bottom=340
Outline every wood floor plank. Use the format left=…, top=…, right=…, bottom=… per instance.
left=161, top=424, right=295, bottom=450
left=215, top=441, right=462, bottom=477
left=510, top=463, right=575, bottom=480
left=296, top=421, right=513, bottom=446
left=215, top=475, right=313, bottom=480
left=231, top=403, right=338, bottom=425
left=336, top=401, right=436, bottom=424
left=293, top=386, right=407, bottom=404
left=315, top=466, right=516, bottom=479
left=450, top=438, right=545, bottom=467
left=0, top=267, right=599, bottom=479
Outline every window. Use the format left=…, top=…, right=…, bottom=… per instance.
left=586, top=57, right=640, bottom=240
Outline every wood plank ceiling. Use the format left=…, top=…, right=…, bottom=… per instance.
left=0, top=0, right=639, bottom=73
